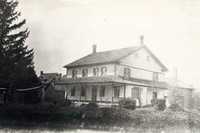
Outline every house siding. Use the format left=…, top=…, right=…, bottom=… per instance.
left=114, top=49, right=165, bottom=81
left=116, top=64, right=165, bottom=82
left=66, top=64, right=115, bottom=78
left=119, top=48, right=163, bottom=72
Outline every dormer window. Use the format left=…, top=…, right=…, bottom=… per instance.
left=124, top=68, right=131, bottom=79
left=72, top=69, right=78, bottom=79
left=101, top=67, right=107, bottom=76
left=93, top=68, right=99, bottom=77
left=82, top=68, right=88, bottom=77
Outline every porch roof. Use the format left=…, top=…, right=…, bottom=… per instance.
left=55, top=76, right=168, bottom=89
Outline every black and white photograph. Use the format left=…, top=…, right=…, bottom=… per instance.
left=0, top=0, right=200, bottom=132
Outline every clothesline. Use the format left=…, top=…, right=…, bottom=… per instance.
left=0, top=80, right=53, bottom=92
left=16, top=85, right=44, bottom=92
left=0, top=85, right=45, bottom=92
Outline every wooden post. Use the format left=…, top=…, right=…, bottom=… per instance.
left=79, top=84, right=81, bottom=102
left=85, top=85, right=87, bottom=101
left=124, top=84, right=126, bottom=99
left=112, top=85, right=114, bottom=104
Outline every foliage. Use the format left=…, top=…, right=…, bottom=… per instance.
left=0, top=0, right=40, bottom=90
left=151, top=98, right=157, bottom=106
left=167, top=103, right=184, bottom=112
left=119, top=98, right=136, bottom=110
left=154, top=99, right=166, bottom=111
left=79, top=102, right=100, bottom=119
left=1, top=104, right=200, bottom=129
left=84, top=102, right=99, bottom=109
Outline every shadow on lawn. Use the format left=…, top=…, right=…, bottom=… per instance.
left=0, top=103, right=132, bottom=131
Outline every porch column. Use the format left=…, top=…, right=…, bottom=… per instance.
left=79, top=84, right=81, bottom=102
left=112, top=85, right=114, bottom=103
left=124, top=84, right=126, bottom=99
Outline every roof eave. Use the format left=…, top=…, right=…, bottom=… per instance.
left=63, top=61, right=118, bottom=69
left=143, top=45, right=168, bottom=72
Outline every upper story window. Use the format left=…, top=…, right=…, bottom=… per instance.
left=153, top=72, right=159, bottom=81
left=82, top=68, right=88, bottom=77
left=101, top=67, right=107, bottom=76
left=124, top=67, right=131, bottom=79
left=93, top=67, right=99, bottom=77
left=72, top=69, right=78, bottom=79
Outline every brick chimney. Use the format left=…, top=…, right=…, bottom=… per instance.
left=92, top=44, right=97, bottom=54
left=140, top=35, right=144, bottom=46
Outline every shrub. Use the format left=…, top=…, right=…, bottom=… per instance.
left=84, top=102, right=98, bottom=110
left=168, top=103, right=184, bottom=112
left=65, top=100, right=72, bottom=106
left=79, top=102, right=100, bottom=119
left=100, top=107, right=131, bottom=122
left=151, top=98, right=157, bottom=106
left=154, top=99, right=166, bottom=111
left=119, top=98, right=136, bottom=110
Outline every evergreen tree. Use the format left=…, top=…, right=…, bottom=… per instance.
left=0, top=0, right=40, bottom=90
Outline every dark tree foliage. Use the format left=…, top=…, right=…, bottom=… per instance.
left=0, top=0, right=40, bottom=90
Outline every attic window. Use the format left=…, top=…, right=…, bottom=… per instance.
left=153, top=72, right=159, bottom=81
left=146, top=56, right=150, bottom=61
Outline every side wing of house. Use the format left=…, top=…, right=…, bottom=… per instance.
left=117, top=47, right=166, bottom=81
left=117, top=47, right=168, bottom=106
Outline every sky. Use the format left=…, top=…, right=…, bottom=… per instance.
left=17, top=0, right=200, bottom=89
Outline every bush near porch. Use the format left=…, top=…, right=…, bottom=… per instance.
left=119, top=98, right=136, bottom=110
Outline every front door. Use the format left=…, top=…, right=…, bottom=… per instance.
left=92, top=86, right=97, bottom=102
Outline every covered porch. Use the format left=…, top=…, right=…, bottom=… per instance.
left=55, top=82, right=127, bottom=104
left=54, top=76, right=168, bottom=106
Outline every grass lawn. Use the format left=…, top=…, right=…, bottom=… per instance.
left=0, top=103, right=199, bottom=131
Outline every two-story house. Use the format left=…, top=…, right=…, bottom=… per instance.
left=55, top=44, right=168, bottom=106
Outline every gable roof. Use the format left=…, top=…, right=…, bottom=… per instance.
left=64, top=46, right=141, bottom=68
left=64, top=45, right=168, bottom=72
left=142, top=45, right=168, bottom=72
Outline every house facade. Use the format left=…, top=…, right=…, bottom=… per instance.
left=55, top=44, right=169, bottom=106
